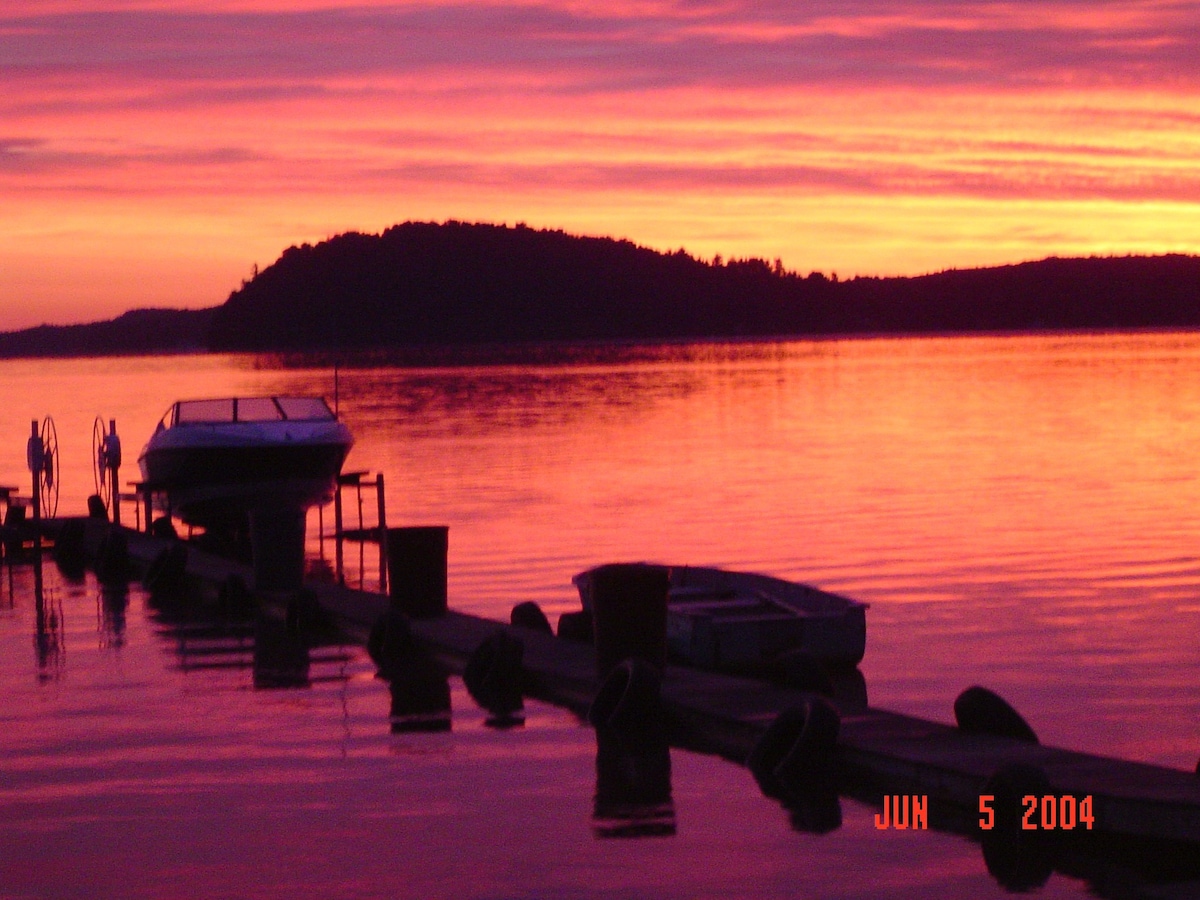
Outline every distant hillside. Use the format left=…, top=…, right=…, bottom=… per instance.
left=208, top=221, right=834, bottom=350
left=0, top=307, right=215, bottom=358
left=3, top=223, right=1200, bottom=358
left=208, top=223, right=1200, bottom=349
left=846, top=255, right=1200, bottom=332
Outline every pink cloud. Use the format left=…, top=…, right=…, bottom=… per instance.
left=3, top=1, right=1200, bottom=326
left=3, top=2, right=1198, bottom=93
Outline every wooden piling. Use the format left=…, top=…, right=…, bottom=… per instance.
left=249, top=507, right=307, bottom=592
left=588, top=562, right=669, bottom=679
left=385, top=526, right=448, bottom=618
left=108, top=419, right=121, bottom=527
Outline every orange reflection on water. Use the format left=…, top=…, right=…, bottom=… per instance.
left=1, top=332, right=1197, bottom=769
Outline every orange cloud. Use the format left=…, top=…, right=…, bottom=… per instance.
left=2, top=1, right=1200, bottom=328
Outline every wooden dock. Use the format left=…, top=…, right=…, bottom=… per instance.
left=44, top=518, right=1200, bottom=876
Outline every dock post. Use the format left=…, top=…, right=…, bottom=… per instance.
left=249, top=507, right=308, bottom=593
left=588, top=563, right=669, bottom=680
left=386, top=526, right=448, bottom=618
left=376, top=473, right=387, bottom=593
left=108, top=419, right=121, bottom=527
left=334, top=480, right=344, bottom=584
left=28, top=421, right=40, bottom=513
left=27, top=421, right=41, bottom=552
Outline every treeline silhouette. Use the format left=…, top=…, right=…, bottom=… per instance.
left=3, top=222, right=1200, bottom=357
left=209, top=221, right=833, bottom=348
left=0, top=307, right=215, bottom=358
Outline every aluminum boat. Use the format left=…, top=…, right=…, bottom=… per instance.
left=572, top=563, right=867, bottom=672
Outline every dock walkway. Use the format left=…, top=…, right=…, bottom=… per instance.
left=55, top=519, right=1200, bottom=857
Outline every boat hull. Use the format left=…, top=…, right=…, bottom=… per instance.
left=140, top=444, right=349, bottom=524
left=138, top=417, right=353, bottom=528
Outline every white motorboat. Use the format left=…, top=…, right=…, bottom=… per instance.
left=138, top=396, right=354, bottom=529
left=572, top=563, right=868, bottom=672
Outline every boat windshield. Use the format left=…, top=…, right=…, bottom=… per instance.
left=171, top=397, right=336, bottom=425
left=276, top=397, right=336, bottom=421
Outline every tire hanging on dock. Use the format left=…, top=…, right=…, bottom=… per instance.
left=510, top=601, right=553, bottom=634
left=463, top=630, right=525, bottom=722
left=142, top=543, right=188, bottom=595
left=980, top=762, right=1055, bottom=891
left=556, top=610, right=593, bottom=643
left=368, top=609, right=417, bottom=680
left=217, top=574, right=253, bottom=616
left=746, top=697, right=842, bottom=833
left=93, top=526, right=131, bottom=585
left=954, top=686, right=1039, bottom=744
left=52, top=518, right=88, bottom=579
left=587, top=657, right=665, bottom=751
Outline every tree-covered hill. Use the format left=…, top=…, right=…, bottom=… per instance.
left=206, top=222, right=1200, bottom=350
left=207, top=221, right=838, bottom=349
left=0, top=307, right=215, bottom=358
left=3, top=222, right=1200, bottom=357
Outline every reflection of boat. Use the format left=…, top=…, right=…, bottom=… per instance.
left=572, top=564, right=867, bottom=672
left=137, top=397, right=353, bottom=529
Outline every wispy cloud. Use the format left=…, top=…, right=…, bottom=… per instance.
left=2, top=1, right=1200, bottom=326
left=5, top=2, right=1199, bottom=90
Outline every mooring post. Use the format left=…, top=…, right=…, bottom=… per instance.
left=27, top=420, right=41, bottom=529
left=588, top=563, right=669, bottom=680
left=108, top=419, right=121, bottom=527
left=386, top=526, right=448, bottom=618
left=249, top=507, right=308, bottom=593
left=375, top=473, right=387, bottom=593
left=334, top=479, right=344, bottom=584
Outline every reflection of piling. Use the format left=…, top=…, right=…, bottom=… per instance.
left=369, top=607, right=452, bottom=732
left=389, top=673, right=451, bottom=734
left=463, top=630, right=525, bottom=725
left=33, top=551, right=63, bottom=682
left=386, top=526, right=448, bottom=618
left=593, top=729, right=675, bottom=838
left=588, top=563, right=668, bottom=679
left=253, top=616, right=310, bottom=688
left=590, top=659, right=675, bottom=838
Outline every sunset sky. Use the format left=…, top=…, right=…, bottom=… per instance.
left=3, top=1, right=1200, bottom=330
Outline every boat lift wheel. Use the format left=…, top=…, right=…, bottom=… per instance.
left=92, top=416, right=113, bottom=514
left=39, top=416, right=59, bottom=519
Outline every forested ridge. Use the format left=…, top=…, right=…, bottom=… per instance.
left=4, top=222, right=1200, bottom=357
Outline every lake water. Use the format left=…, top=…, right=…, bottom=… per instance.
left=2, top=331, right=1198, bottom=898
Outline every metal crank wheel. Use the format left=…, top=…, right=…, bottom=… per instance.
left=93, top=416, right=112, bottom=514
left=39, top=416, right=60, bottom=519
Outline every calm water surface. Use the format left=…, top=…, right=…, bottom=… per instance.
left=2, top=331, right=1198, bottom=898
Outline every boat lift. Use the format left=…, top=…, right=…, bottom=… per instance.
left=319, top=471, right=388, bottom=591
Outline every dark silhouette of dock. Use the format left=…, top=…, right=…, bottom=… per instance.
left=36, top=516, right=1200, bottom=897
